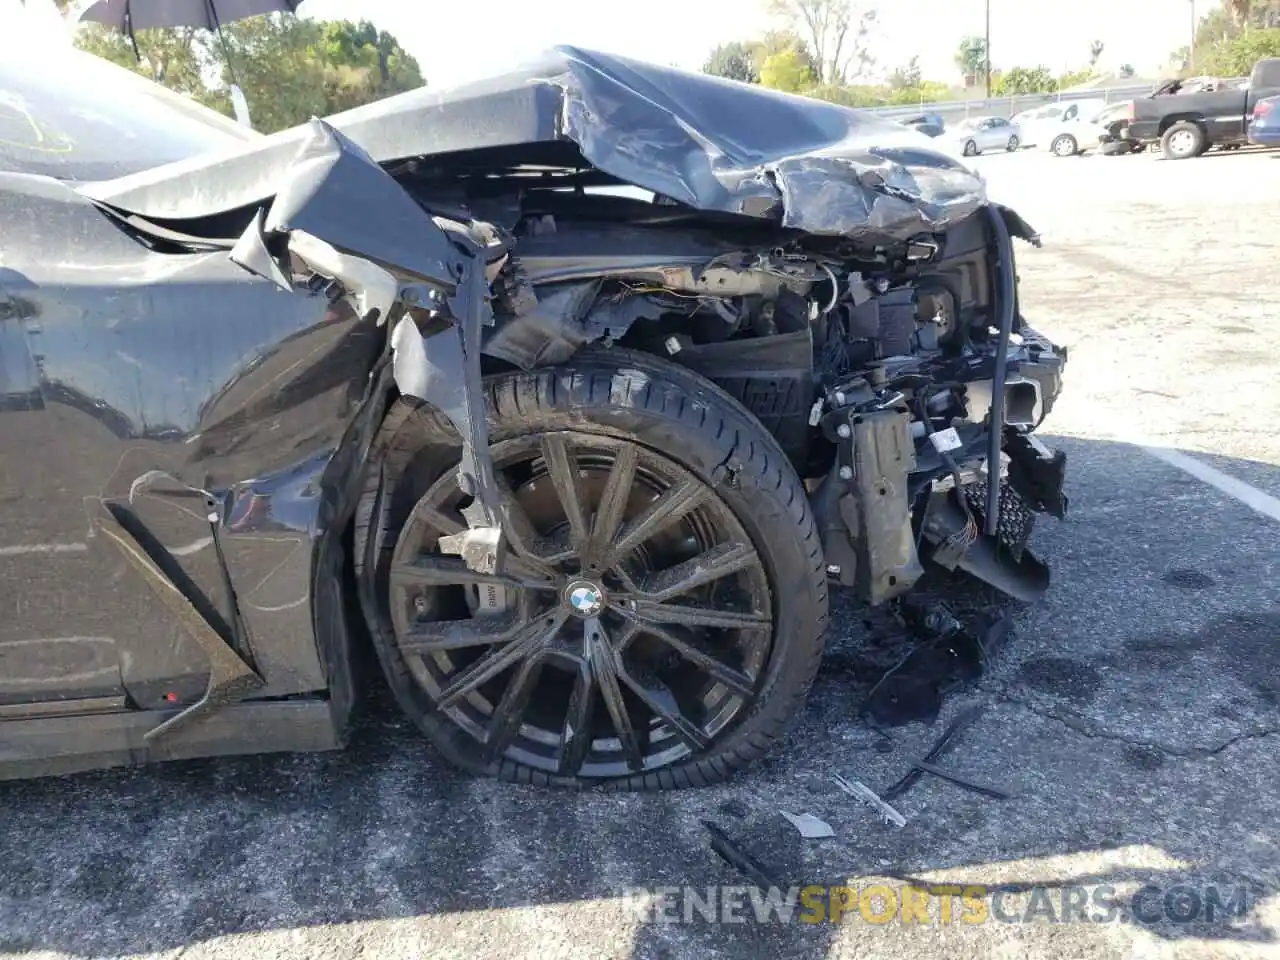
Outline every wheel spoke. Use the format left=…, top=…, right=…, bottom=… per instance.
left=539, top=434, right=590, bottom=557
left=484, top=651, right=546, bottom=761
left=493, top=474, right=573, bottom=569
left=610, top=477, right=708, bottom=561
left=586, top=618, right=644, bottom=771
left=392, top=555, right=555, bottom=591
left=630, top=599, right=771, bottom=632
left=623, top=616, right=757, bottom=697
left=639, top=541, right=759, bottom=603
left=436, top=612, right=566, bottom=708
left=417, top=505, right=466, bottom=537
left=583, top=443, right=638, bottom=571
left=558, top=657, right=597, bottom=776
left=618, top=663, right=710, bottom=751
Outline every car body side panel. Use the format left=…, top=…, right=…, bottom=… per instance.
left=0, top=171, right=379, bottom=718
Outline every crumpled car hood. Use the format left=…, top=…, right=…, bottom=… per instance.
left=80, top=45, right=986, bottom=243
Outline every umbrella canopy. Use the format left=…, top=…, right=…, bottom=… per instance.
left=80, top=0, right=301, bottom=32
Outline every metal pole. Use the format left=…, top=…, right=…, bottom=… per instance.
left=984, top=0, right=992, bottom=98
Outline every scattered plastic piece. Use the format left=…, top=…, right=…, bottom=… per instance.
left=703, top=821, right=782, bottom=889
left=883, top=702, right=986, bottom=801
left=831, top=774, right=907, bottom=828
left=910, top=760, right=1014, bottom=800
left=779, top=811, right=836, bottom=839
left=862, top=604, right=1009, bottom=727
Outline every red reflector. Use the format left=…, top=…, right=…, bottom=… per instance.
left=1257, top=101, right=1274, bottom=117
left=164, top=692, right=178, bottom=703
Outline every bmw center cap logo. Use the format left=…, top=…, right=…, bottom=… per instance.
left=565, top=580, right=605, bottom=617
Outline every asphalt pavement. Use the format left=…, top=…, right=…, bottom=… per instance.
left=2, top=148, right=1279, bottom=960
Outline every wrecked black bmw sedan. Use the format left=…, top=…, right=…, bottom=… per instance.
left=0, top=46, right=1067, bottom=787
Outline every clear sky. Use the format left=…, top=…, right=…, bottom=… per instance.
left=300, top=0, right=1203, bottom=87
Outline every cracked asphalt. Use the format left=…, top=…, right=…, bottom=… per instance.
left=3, top=148, right=1279, bottom=960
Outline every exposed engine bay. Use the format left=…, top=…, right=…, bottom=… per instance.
left=454, top=185, right=1068, bottom=607
left=78, top=43, right=1071, bottom=621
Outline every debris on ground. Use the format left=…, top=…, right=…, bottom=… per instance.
left=831, top=774, right=908, bottom=828
left=861, top=599, right=1012, bottom=727
left=883, top=702, right=987, bottom=801
left=778, top=811, right=836, bottom=839
left=703, top=821, right=782, bottom=889
left=909, top=759, right=1014, bottom=799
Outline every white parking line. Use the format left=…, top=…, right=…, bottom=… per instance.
left=0, top=542, right=88, bottom=557
left=1142, top=445, right=1280, bottom=524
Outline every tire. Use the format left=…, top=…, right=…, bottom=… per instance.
left=355, top=349, right=829, bottom=790
left=1161, top=121, right=1206, bottom=160
left=963, top=139, right=978, bottom=157
left=1051, top=134, right=1078, bottom=157
left=1006, top=135, right=1020, bottom=152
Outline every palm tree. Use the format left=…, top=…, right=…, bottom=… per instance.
left=1224, top=0, right=1251, bottom=27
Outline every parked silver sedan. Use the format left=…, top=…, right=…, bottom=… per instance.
left=949, top=115, right=1023, bottom=156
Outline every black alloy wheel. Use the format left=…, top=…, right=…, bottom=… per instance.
left=357, top=352, right=829, bottom=789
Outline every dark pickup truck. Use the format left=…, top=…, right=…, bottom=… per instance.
left=1121, top=57, right=1280, bottom=159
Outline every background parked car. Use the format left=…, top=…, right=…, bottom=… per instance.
left=949, top=115, right=1022, bottom=156
left=1122, top=57, right=1280, bottom=158
left=1022, top=98, right=1109, bottom=156
left=1248, top=94, right=1280, bottom=145
left=901, top=113, right=946, bottom=137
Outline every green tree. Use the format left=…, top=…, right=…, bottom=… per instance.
left=888, top=55, right=922, bottom=90
left=72, top=14, right=424, bottom=134
left=768, top=0, right=877, bottom=84
left=1056, top=67, right=1096, bottom=89
left=760, top=49, right=819, bottom=92
left=76, top=24, right=206, bottom=90
left=751, top=29, right=819, bottom=78
left=955, top=35, right=987, bottom=85
left=1199, top=26, right=1280, bottom=75
left=993, top=65, right=1056, bottom=95
left=1089, top=39, right=1105, bottom=68
left=704, top=40, right=760, bottom=83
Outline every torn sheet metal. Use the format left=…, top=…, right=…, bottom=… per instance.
left=228, top=120, right=505, bottom=572
left=80, top=48, right=986, bottom=244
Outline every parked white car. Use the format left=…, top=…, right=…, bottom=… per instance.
left=1025, top=98, right=1110, bottom=156
left=948, top=115, right=1022, bottom=156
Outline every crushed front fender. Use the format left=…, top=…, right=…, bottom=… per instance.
left=228, top=119, right=506, bottom=572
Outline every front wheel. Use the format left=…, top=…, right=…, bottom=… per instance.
left=963, top=139, right=978, bottom=157
left=1051, top=134, right=1078, bottom=157
left=356, top=351, right=829, bottom=790
left=1161, top=121, right=1206, bottom=160
left=1007, top=135, right=1020, bottom=152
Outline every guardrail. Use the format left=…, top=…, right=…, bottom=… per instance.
left=862, top=85, right=1153, bottom=123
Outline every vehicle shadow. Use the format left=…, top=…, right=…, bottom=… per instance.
left=0, top=437, right=1276, bottom=960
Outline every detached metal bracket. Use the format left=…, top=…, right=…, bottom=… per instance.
left=92, top=502, right=264, bottom=743
left=410, top=256, right=507, bottom=575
